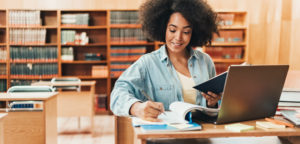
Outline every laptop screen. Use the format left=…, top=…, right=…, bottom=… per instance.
left=215, top=65, right=289, bottom=124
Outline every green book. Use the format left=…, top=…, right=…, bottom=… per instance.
left=224, top=123, right=255, bottom=132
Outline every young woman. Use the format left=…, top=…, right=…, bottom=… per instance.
left=110, top=0, right=220, bottom=122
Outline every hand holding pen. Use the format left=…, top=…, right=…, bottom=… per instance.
left=129, top=90, right=165, bottom=122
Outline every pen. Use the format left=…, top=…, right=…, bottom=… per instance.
left=265, top=117, right=294, bottom=128
left=141, top=90, right=166, bottom=115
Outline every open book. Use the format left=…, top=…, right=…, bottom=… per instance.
left=132, top=101, right=219, bottom=132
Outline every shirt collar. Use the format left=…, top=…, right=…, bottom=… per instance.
left=159, top=45, right=200, bottom=62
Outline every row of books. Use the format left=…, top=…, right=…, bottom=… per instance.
left=0, top=47, right=6, bottom=61
left=111, top=46, right=146, bottom=53
left=10, top=46, right=57, bottom=62
left=278, top=91, right=300, bottom=110
left=213, top=30, right=243, bottom=43
left=110, top=29, right=147, bottom=42
left=9, top=10, right=41, bottom=26
left=205, top=47, right=243, bottom=59
left=0, top=64, right=6, bottom=75
left=218, top=13, right=235, bottom=26
left=61, top=47, right=74, bottom=61
left=215, top=63, right=230, bottom=74
left=61, top=13, right=89, bottom=26
left=61, top=31, right=89, bottom=45
left=110, top=11, right=139, bottom=24
left=10, top=79, right=39, bottom=87
left=9, top=28, right=47, bottom=44
left=110, top=62, right=133, bottom=77
left=10, top=63, right=58, bottom=78
left=95, top=94, right=107, bottom=111
left=0, top=80, right=7, bottom=92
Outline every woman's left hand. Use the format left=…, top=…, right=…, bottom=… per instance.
left=201, top=91, right=222, bottom=108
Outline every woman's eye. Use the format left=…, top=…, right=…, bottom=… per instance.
left=184, top=31, right=191, bottom=34
left=169, top=29, right=176, bottom=33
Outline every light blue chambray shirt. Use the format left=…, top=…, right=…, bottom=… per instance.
left=110, top=45, right=216, bottom=116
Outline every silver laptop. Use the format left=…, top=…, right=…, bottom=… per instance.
left=195, top=65, right=289, bottom=124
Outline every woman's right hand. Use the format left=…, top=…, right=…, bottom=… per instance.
left=130, top=101, right=165, bottom=122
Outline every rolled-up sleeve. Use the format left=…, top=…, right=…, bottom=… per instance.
left=110, top=57, right=146, bottom=116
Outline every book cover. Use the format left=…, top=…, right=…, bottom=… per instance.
left=193, top=71, right=227, bottom=94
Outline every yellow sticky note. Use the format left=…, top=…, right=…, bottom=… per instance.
left=225, top=123, right=255, bottom=132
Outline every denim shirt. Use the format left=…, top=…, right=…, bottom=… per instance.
left=110, top=45, right=216, bottom=116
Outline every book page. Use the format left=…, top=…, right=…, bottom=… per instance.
left=169, top=101, right=219, bottom=122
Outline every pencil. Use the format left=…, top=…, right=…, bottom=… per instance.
left=141, top=90, right=166, bottom=115
left=265, top=117, right=294, bottom=128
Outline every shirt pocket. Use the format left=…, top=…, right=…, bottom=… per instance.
left=154, top=84, right=174, bottom=110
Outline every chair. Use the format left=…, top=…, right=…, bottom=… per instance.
left=51, top=77, right=81, bottom=92
left=7, top=85, right=54, bottom=93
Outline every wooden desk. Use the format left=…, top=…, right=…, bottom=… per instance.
left=133, top=119, right=300, bottom=144
left=0, top=113, right=7, bottom=144
left=32, top=81, right=96, bottom=135
left=0, top=92, right=58, bottom=144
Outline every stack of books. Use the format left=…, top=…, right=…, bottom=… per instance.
left=278, top=90, right=300, bottom=112
left=61, top=13, right=89, bottom=26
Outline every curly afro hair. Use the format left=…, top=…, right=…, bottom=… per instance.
left=139, top=0, right=218, bottom=47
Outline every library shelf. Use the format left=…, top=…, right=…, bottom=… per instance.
left=110, top=42, right=154, bottom=46
left=0, top=26, right=5, bottom=28
left=0, top=61, right=6, bottom=63
left=9, top=43, right=58, bottom=46
left=9, top=26, right=57, bottom=29
left=0, top=43, right=6, bottom=46
left=61, top=26, right=107, bottom=29
left=10, top=76, right=56, bottom=79
left=10, top=61, right=58, bottom=63
left=110, top=24, right=142, bottom=28
left=61, top=43, right=106, bottom=47
left=61, top=60, right=107, bottom=64
left=0, top=75, right=6, bottom=79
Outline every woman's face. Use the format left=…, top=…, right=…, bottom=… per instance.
left=165, top=12, right=192, bottom=54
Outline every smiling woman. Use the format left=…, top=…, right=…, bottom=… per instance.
left=110, top=0, right=220, bottom=123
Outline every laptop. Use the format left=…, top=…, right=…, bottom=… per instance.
left=194, top=65, right=289, bottom=124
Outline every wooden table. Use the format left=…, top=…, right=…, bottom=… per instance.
left=32, top=81, right=96, bottom=135
left=133, top=119, right=300, bottom=144
left=0, top=92, right=58, bottom=144
left=0, top=113, right=7, bottom=144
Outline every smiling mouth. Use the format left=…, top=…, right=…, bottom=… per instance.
left=172, top=42, right=183, bottom=46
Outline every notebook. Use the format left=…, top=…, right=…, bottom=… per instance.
left=193, top=65, right=289, bottom=124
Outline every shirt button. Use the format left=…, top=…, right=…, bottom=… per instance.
left=190, top=64, right=192, bottom=67
left=160, top=87, right=163, bottom=90
left=193, top=76, right=196, bottom=78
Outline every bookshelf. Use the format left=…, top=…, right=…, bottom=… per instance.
left=0, top=9, right=248, bottom=114
left=204, top=11, right=248, bottom=74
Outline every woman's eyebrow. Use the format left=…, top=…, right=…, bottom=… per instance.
left=168, top=24, right=191, bottom=29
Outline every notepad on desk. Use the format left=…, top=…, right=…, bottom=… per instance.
left=224, top=123, right=255, bottom=132
left=256, top=121, right=286, bottom=129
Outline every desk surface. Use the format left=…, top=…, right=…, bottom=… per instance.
left=32, top=81, right=96, bottom=86
left=134, top=118, right=300, bottom=140
left=0, top=113, right=7, bottom=120
left=0, top=92, right=58, bottom=101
